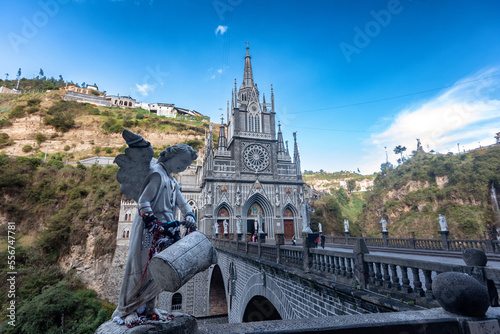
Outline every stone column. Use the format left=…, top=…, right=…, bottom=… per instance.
left=303, top=233, right=318, bottom=273
left=353, top=238, right=370, bottom=289
left=409, top=232, right=416, bottom=249
left=381, top=231, right=389, bottom=247
left=439, top=231, right=449, bottom=251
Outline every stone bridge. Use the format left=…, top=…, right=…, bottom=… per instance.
left=200, top=235, right=500, bottom=324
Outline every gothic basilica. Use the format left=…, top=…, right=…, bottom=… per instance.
left=181, top=46, right=305, bottom=241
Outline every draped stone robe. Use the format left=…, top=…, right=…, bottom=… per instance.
left=112, top=163, right=192, bottom=319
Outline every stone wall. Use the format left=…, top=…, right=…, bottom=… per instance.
left=216, top=250, right=385, bottom=323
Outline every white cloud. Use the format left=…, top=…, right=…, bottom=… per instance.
left=215, top=25, right=228, bottom=35
left=360, top=67, right=500, bottom=173
left=135, top=83, right=154, bottom=96
left=207, top=65, right=229, bottom=80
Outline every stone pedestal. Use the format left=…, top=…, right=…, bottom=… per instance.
left=258, top=233, right=268, bottom=244
left=381, top=231, right=389, bottom=246
left=275, top=233, right=285, bottom=245
left=439, top=231, right=449, bottom=251
left=224, top=233, right=228, bottom=239
left=96, top=311, right=197, bottom=334
left=344, top=231, right=350, bottom=238
left=305, top=232, right=319, bottom=248
left=215, top=233, right=219, bottom=239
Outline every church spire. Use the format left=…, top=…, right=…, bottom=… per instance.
left=204, top=124, right=214, bottom=172
left=262, top=93, right=267, bottom=112
left=293, top=132, right=301, bottom=176
left=217, top=115, right=227, bottom=151
left=234, top=79, right=238, bottom=106
left=277, top=121, right=285, bottom=154
left=271, top=84, right=275, bottom=113
left=231, top=90, right=234, bottom=110
left=243, top=43, right=254, bottom=88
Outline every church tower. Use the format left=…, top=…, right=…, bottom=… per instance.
left=199, top=45, right=305, bottom=242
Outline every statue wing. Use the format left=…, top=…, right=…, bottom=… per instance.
left=114, top=129, right=156, bottom=202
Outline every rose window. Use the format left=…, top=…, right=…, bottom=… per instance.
left=243, top=144, right=270, bottom=172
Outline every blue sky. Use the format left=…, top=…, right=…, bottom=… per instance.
left=2, top=0, right=500, bottom=174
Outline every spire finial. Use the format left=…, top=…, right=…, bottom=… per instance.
left=221, top=114, right=224, bottom=124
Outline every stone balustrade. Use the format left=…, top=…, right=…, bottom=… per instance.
left=211, top=236, right=500, bottom=309
left=323, top=232, right=498, bottom=253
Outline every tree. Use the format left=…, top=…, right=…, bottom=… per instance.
left=394, top=145, right=407, bottom=163
left=39, top=68, right=44, bottom=77
left=81, top=82, right=86, bottom=88
left=4, top=73, right=8, bottom=80
left=17, top=68, right=21, bottom=79
left=347, top=179, right=356, bottom=194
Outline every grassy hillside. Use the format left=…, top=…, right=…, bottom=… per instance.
left=0, top=156, right=119, bottom=333
left=359, top=147, right=500, bottom=239
left=0, top=90, right=214, bottom=162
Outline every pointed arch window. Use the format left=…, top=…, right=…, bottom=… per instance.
left=248, top=115, right=254, bottom=132
left=172, top=293, right=182, bottom=311
left=255, top=115, right=260, bottom=132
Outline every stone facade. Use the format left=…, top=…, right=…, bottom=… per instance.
left=197, top=46, right=305, bottom=242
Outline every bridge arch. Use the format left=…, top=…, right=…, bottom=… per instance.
left=242, top=193, right=273, bottom=234
left=239, top=272, right=296, bottom=322
left=208, top=264, right=228, bottom=315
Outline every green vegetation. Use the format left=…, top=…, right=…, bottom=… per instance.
left=360, top=148, right=500, bottom=238
left=0, top=133, right=13, bottom=148
left=0, top=156, right=120, bottom=332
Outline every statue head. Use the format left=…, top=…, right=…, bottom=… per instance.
left=158, top=143, right=198, bottom=174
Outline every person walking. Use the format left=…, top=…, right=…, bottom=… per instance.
left=292, top=235, right=296, bottom=246
left=320, top=233, right=325, bottom=249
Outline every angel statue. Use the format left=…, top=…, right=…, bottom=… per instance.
left=301, top=199, right=314, bottom=233
left=111, top=130, right=198, bottom=326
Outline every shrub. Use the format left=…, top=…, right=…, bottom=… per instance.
left=44, top=112, right=75, bottom=132
left=26, top=106, right=39, bottom=114
left=8, top=105, right=25, bottom=119
left=94, top=146, right=101, bottom=155
left=35, top=133, right=46, bottom=145
left=0, top=118, right=12, bottom=128
left=136, top=112, right=144, bottom=119
left=27, top=98, right=42, bottom=106
left=104, top=147, right=113, bottom=154
left=64, top=145, right=71, bottom=151
left=22, top=144, right=33, bottom=153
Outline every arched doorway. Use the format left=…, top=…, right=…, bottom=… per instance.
left=242, top=295, right=282, bottom=322
left=216, top=207, right=230, bottom=235
left=209, top=265, right=228, bottom=315
left=283, top=208, right=294, bottom=240
left=247, top=203, right=264, bottom=235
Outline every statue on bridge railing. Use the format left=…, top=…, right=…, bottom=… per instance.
left=379, top=217, right=387, bottom=232
left=439, top=214, right=448, bottom=231
left=301, top=199, right=314, bottom=233
left=214, top=221, right=219, bottom=235
left=344, top=219, right=349, bottom=233
left=223, top=220, right=228, bottom=234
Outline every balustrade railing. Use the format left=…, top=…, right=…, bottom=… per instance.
left=211, top=235, right=500, bottom=309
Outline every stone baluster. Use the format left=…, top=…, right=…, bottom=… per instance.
left=423, top=269, right=433, bottom=299
left=326, top=255, right=332, bottom=274
left=367, top=262, right=376, bottom=285
left=390, top=264, right=401, bottom=291
left=400, top=266, right=412, bottom=293
left=382, top=263, right=391, bottom=289
left=411, top=267, right=424, bottom=297
left=375, top=262, right=383, bottom=287
left=334, top=256, right=341, bottom=275
left=346, top=258, right=353, bottom=279
left=340, top=257, right=346, bottom=277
